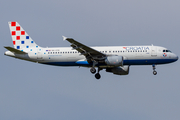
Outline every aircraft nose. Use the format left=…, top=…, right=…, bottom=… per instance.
left=176, top=55, right=178, bottom=60
left=173, top=54, right=178, bottom=61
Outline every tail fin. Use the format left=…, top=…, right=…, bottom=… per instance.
left=8, top=21, right=41, bottom=50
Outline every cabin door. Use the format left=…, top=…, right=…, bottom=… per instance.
left=151, top=46, right=157, bottom=57
left=37, top=49, right=43, bottom=60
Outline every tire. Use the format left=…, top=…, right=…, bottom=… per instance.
left=95, top=73, right=101, bottom=79
left=153, top=71, right=157, bottom=75
left=90, top=67, right=96, bottom=74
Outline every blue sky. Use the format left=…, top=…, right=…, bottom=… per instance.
left=1, top=0, right=180, bottom=120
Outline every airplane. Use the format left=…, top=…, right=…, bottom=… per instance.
left=4, top=22, right=178, bottom=79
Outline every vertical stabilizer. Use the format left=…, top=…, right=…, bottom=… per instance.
left=8, top=22, right=41, bottom=50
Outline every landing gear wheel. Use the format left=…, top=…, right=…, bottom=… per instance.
left=95, top=73, right=101, bottom=79
left=152, top=64, right=157, bottom=75
left=90, top=67, right=96, bottom=74
left=153, top=71, right=157, bottom=75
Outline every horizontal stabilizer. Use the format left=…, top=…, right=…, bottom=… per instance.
left=4, top=46, right=27, bottom=54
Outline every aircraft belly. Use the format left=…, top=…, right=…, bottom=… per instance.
left=124, top=58, right=177, bottom=65
left=41, top=54, right=86, bottom=66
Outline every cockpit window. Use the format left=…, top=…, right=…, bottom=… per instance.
left=166, top=50, right=172, bottom=53
left=163, top=50, right=172, bottom=53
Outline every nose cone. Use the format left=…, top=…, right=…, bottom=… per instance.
left=172, top=53, right=178, bottom=62
left=176, top=55, right=178, bottom=61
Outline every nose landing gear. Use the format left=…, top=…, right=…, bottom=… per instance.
left=153, top=71, right=157, bottom=75
left=152, top=64, right=157, bottom=75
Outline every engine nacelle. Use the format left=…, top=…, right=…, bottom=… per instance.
left=106, top=65, right=130, bottom=75
left=105, top=56, right=123, bottom=66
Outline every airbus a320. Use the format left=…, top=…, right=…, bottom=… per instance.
left=4, top=22, right=178, bottom=79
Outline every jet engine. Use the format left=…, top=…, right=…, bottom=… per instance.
left=105, top=56, right=123, bottom=66
left=106, top=65, right=130, bottom=75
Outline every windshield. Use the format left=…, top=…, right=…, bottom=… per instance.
left=163, top=50, right=172, bottom=53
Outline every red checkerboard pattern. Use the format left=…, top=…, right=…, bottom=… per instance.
left=9, top=21, right=38, bottom=49
left=10, top=22, right=25, bottom=45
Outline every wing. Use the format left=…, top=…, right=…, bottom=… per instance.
left=63, top=36, right=106, bottom=61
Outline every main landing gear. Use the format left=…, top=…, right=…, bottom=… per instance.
left=90, top=67, right=102, bottom=79
left=90, top=61, right=102, bottom=79
left=95, top=72, right=101, bottom=79
left=90, top=67, right=96, bottom=74
left=152, top=64, right=157, bottom=75
left=90, top=61, right=98, bottom=74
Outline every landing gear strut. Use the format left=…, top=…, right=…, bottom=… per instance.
left=90, top=61, right=98, bottom=74
left=95, top=67, right=102, bottom=79
left=90, top=61, right=102, bottom=79
left=152, top=64, right=157, bottom=75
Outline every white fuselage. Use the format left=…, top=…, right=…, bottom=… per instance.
left=5, top=21, right=178, bottom=78
left=5, top=45, right=178, bottom=67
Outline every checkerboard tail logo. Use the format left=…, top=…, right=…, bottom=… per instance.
left=8, top=21, right=40, bottom=50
